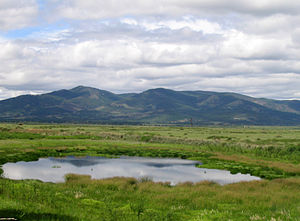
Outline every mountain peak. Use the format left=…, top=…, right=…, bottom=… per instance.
left=70, top=85, right=100, bottom=92
left=1, top=86, right=300, bottom=125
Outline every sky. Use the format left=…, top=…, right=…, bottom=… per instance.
left=1, top=0, right=300, bottom=100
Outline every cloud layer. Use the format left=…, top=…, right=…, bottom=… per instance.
left=0, top=0, right=300, bottom=100
left=0, top=0, right=38, bottom=31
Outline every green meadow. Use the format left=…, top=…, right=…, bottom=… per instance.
left=0, top=123, right=300, bottom=220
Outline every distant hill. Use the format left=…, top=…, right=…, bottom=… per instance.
left=1, top=86, right=300, bottom=125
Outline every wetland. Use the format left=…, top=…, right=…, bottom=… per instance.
left=0, top=124, right=300, bottom=220
left=2, top=156, right=260, bottom=185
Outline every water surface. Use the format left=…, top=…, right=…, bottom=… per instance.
left=2, top=156, right=260, bottom=185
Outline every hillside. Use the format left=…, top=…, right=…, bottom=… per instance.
left=1, top=86, right=300, bottom=125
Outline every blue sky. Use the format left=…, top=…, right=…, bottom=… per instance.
left=1, top=0, right=300, bottom=100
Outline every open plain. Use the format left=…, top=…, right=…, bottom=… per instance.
left=0, top=124, right=300, bottom=220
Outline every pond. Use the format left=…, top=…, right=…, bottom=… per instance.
left=1, top=156, right=261, bottom=185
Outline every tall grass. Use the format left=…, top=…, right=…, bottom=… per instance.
left=1, top=176, right=300, bottom=220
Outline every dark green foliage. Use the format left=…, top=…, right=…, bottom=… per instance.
left=0, top=209, right=78, bottom=221
left=0, top=131, right=45, bottom=140
left=197, top=159, right=289, bottom=180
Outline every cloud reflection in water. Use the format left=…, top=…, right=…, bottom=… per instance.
left=2, top=156, right=261, bottom=185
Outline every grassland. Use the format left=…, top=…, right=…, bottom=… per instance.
left=0, top=123, right=300, bottom=220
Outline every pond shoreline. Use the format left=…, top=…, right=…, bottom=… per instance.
left=2, top=155, right=261, bottom=185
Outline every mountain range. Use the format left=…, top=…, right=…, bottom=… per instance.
left=1, top=86, right=300, bottom=125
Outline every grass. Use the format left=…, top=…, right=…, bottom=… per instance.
left=0, top=123, right=300, bottom=220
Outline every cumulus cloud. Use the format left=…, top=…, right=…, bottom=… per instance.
left=0, top=0, right=38, bottom=31
left=0, top=87, right=43, bottom=100
left=0, top=0, right=300, bottom=100
left=52, top=0, right=300, bottom=19
left=121, top=17, right=224, bottom=34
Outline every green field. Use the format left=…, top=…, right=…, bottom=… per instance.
left=0, top=124, right=300, bottom=220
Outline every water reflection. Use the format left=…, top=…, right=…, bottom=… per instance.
left=2, top=156, right=261, bottom=185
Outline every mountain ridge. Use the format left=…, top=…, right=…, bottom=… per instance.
left=1, top=86, right=300, bottom=125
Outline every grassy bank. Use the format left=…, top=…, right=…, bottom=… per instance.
left=0, top=124, right=300, bottom=220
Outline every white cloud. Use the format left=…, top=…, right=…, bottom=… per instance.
left=242, top=14, right=299, bottom=35
left=221, top=30, right=293, bottom=60
left=1, top=22, right=300, bottom=99
left=292, top=28, right=300, bottom=47
left=0, top=87, right=43, bottom=100
left=121, top=17, right=224, bottom=34
left=1, top=0, right=300, bottom=100
left=0, top=0, right=38, bottom=31
left=50, top=0, right=300, bottom=20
